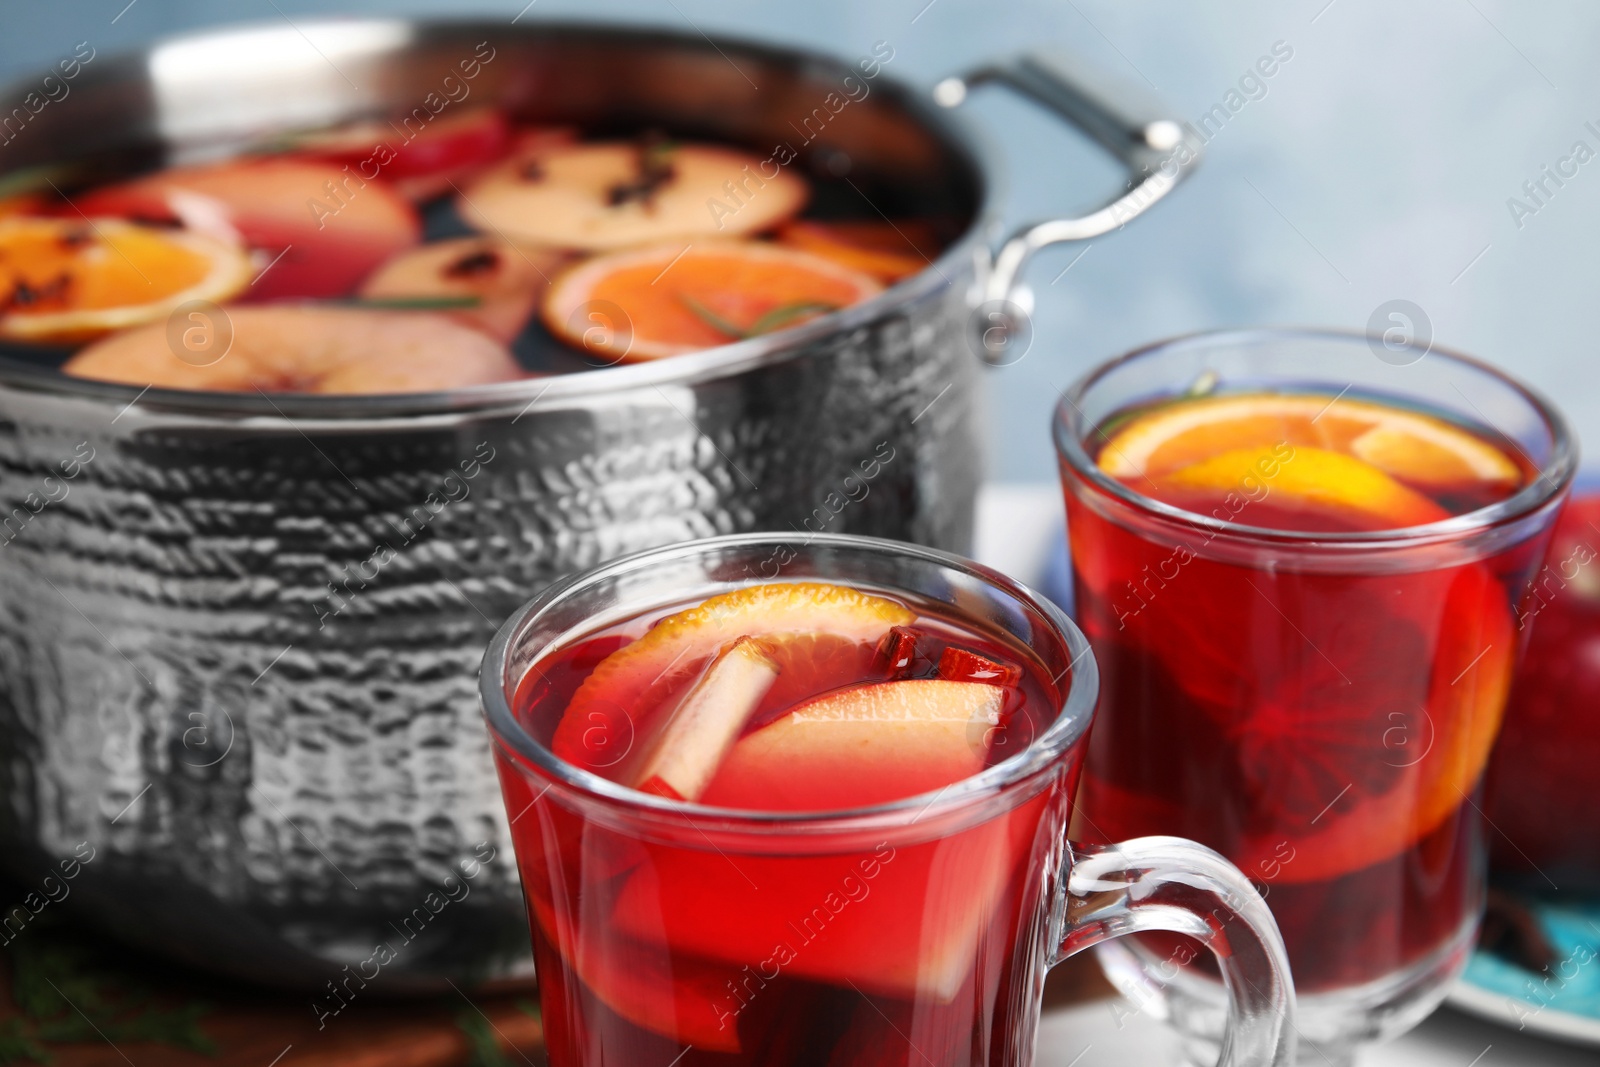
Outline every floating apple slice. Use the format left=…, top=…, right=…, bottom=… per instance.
left=288, top=107, right=516, bottom=202
left=701, top=680, right=1002, bottom=812
left=551, top=582, right=913, bottom=776
left=358, top=236, right=561, bottom=341
left=631, top=637, right=779, bottom=802
left=460, top=140, right=809, bottom=250
left=63, top=305, right=522, bottom=394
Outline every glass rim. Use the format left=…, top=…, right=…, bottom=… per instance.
left=1053, top=326, right=1578, bottom=546
left=478, top=532, right=1098, bottom=833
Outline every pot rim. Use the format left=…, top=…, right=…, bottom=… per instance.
left=0, top=16, right=996, bottom=423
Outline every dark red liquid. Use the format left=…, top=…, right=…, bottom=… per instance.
left=496, top=591, right=1078, bottom=1066
left=1064, top=395, right=1551, bottom=992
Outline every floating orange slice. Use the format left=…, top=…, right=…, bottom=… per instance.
left=0, top=217, right=252, bottom=343
left=461, top=141, right=809, bottom=250
left=1098, top=392, right=1522, bottom=496
left=778, top=220, right=934, bottom=282
left=551, top=582, right=913, bottom=776
left=1150, top=445, right=1451, bottom=531
left=542, top=241, right=881, bottom=361
left=78, top=158, right=421, bottom=302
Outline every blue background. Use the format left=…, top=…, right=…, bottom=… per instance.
left=5, top=0, right=1594, bottom=483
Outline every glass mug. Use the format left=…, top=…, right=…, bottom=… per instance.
left=480, top=533, right=1296, bottom=1066
left=1055, top=330, right=1574, bottom=1065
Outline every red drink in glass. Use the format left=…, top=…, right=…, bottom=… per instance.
left=481, top=534, right=1296, bottom=1067
left=1055, top=331, right=1574, bottom=1064
left=506, top=596, right=1052, bottom=1065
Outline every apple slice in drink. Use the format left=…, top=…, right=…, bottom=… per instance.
left=552, top=582, right=913, bottom=776
left=701, top=679, right=1002, bottom=811
left=612, top=679, right=1025, bottom=1002
left=632, top=636, right=779, bottom=802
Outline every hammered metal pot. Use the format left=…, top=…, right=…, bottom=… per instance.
left=0, top=19, right=1198, bottom=991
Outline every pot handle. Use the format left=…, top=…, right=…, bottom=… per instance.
left=936, top=53, right=1203, bottom=364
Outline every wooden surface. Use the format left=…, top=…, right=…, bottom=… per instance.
left=0, top=914, right=543, bottom=1067
left=0, top=913, right=1112, bottom=1066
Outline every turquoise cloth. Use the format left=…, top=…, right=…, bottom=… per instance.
left=1464, top=898, right=1600, bottom=1028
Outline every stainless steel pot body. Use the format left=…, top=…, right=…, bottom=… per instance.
left=0, top=20, right=1197, bottom=990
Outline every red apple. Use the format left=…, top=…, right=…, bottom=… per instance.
left=77, top=158, right=420, bottom=301
left=358, top=236, right=561, bottom=342
left=1486, top=491, right=1600, bottom=891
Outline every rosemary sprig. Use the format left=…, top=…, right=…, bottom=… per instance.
left=5, top=921, right=214, bottom=1057
left=0, top=165, right=78, bottom=202
left=33, top=1003, right=212, bottom=1052
left=456, top=1010, right=514, bottom=1067
left=677, top=295, right=840, bottom=340
left=677, top=293, right=746, bottom=339
left=334, top=295, right=483, bottom=311
left=0, top=1020, right=47, bottom=1066
left=745, top=301, right=840, bottom=337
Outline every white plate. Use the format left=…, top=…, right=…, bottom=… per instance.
left=1448, top=971, right=1600, bottom=1049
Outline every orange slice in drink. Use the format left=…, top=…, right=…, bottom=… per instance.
left=1231, top=562, right=1515, bottom=883
left=0, top=217, right=251, bottom=343
left=1148, top=445, right=1451, bottom=531
left=1098, top=392, right=1522, bottom=496
left=550, top=582, right=914, bottom=777
left=542, top=241, right=881, bottom=361
left=78, top=158, right=421, bottom=302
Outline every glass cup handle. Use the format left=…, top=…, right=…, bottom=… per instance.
left=1054, top=836, right=1297, bottom=1067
